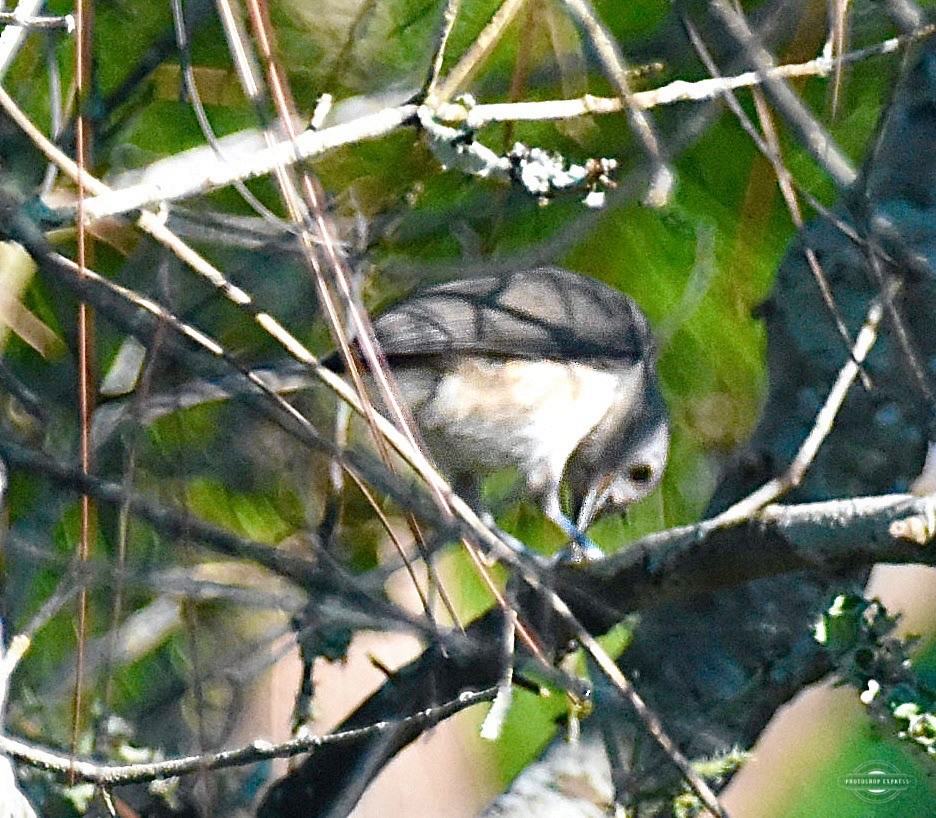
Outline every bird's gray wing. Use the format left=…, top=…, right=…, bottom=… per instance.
left=372, top=267, right=650, bottom=364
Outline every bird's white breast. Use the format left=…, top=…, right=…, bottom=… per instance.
left=412, top=356, right=640, bottom=494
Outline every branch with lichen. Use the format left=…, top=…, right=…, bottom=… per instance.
left=817, top=593, right=936, bottom=759
left=57, top=25, right=934, bottom=222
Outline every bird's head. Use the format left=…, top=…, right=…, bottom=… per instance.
left=565, top=374, right=669, bottom=532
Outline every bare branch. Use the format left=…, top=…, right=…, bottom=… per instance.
left=559, top=492, right=936, bottom=633
left=0, top=11, right=73, bottom=31
left=68, top=28, right=930, bottom=219
left=424, top=0, right=462, bottom=101
left=80, top=104, right=418, bottom=220
left=0, top=687, right=496, bottom=785
left=715, top=297, right=885, bottom=524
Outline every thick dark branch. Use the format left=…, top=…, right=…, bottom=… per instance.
left=556, top=493, right=936, bottom=633
left=255, top=493, right=936, bottom=818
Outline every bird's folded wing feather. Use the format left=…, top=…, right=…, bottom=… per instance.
left=372, top=267, right=650, bottom=364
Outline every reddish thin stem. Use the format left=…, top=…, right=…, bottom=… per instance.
left=70, top=0, right=96, bottom=782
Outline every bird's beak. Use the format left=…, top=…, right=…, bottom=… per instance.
left=575, top=480, right=607, bottom=533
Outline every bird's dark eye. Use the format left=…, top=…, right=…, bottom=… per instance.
left=629, top=463, right=654, bottom=484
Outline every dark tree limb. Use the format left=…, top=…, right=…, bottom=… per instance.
left=555, top=492, right=936, bottom=634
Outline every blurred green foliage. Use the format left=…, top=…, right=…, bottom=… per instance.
left=2, top=0, right=934, bottom=815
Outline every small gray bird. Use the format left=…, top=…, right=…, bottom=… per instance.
left=364, top=266, right=669, bottom=554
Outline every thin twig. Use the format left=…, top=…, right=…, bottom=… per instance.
left=861, top=232, right=936, bottom=414
left=560, top=0, right=672, bottom=206
left=40, top=28, right=65, bottom=196
left=0, top=12, right=74, bottom=30
left=826, top=0, right=850, bottom=116
left=574, top=622, right=726, bottom=817
left=704, top=0, right=857, bottom=189
left=751, top=89, right=869, bottom=386
left=432, top=0, right=529, bottom=104
left=5, top=535, right=301, bottom=610
left=714, top=297, right=885, bottom=525
left=70, top=0, right=96, bottom=779
left=424, top=0, right=462, bottom=103
left=99, top=255, right=172, bottom=732
left=682, top=17, right=868, bottom=385
left=0, top=0, right=52, bottom=79
left=0, top=687, right=498, bottom=784
left=98, top=787, right=118, bottom=818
